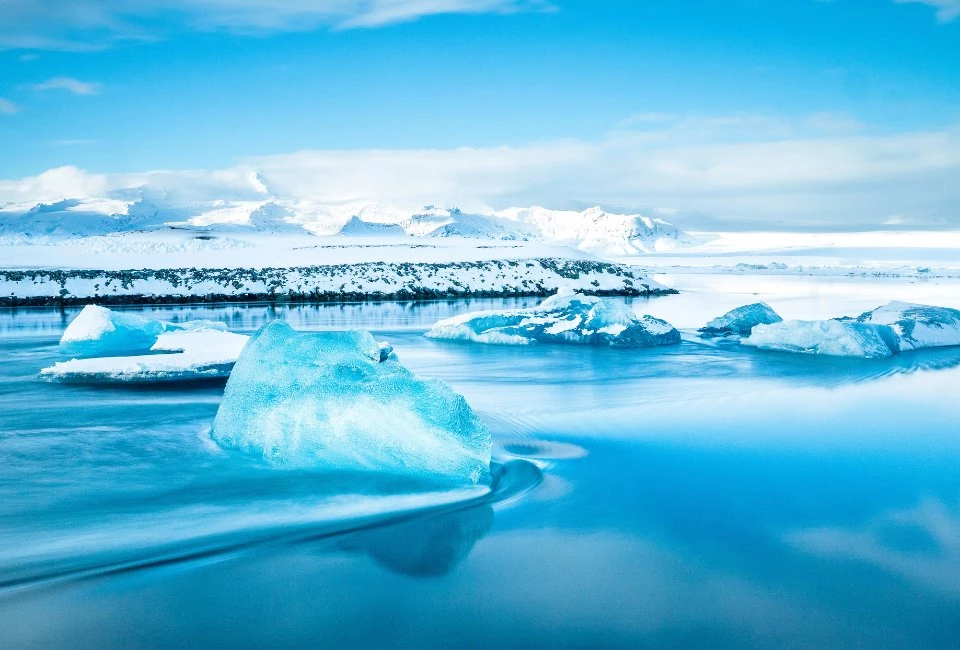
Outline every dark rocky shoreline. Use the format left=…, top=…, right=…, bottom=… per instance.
left=0, top=258, right=676, bottom=307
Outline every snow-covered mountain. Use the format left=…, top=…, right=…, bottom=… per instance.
left=496, top=205, right=698, bottom=255
left=0, top=194, right=698, bottom=257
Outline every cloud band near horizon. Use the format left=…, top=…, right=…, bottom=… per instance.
left=2, top=115, right=958, bottom=229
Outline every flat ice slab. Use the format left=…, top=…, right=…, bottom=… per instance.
left=743, top=319, right=896, bottom=358
left=854, top=301, right=960, bottom=352
left=59, top=304, right=226, bottom=357
left=210, top=322, right=491, bottom=485
left=699, top=302, right=782, bottom=337
left=424, top=291, right=681, bottom=348
left=41, top=329, right=249, bottom=382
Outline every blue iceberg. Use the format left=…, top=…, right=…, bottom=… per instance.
left=425, top=291, right=680, bottom=348
left=853, top=301, right=960, bottom=352
left=59, top=304, right=226, bottom=357
left=699, top=302, right=782, bottom=337
left=211, top=321, right=491, bottom=485
left=742, top=319, right=897, bottom=358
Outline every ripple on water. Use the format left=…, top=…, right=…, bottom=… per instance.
left=0, top=459, right=542, bottom=594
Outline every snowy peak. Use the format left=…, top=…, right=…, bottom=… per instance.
left=337, top=216, right=405, bottom=237
left=495, top=205, right=699, bottom=255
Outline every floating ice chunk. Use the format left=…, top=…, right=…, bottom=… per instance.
left=41, top=329, right=249, bottom=382
left=743, top=319, right=896, bottom=358
left=425, top=291, right=680, bottom=348
left=211, top=321, right=491, bottom=484
left=699, top=302, right=782, bottom=337
left=854, top=301, right=960, bottom=352
left=59, top=304, right=226, bottom=357
left=378, top=341, right=395, bottom=361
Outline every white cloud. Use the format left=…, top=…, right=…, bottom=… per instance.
left=0, top=0, right=551, bottom=50
left=894, top=0, right=960, bottom=22
left=32, top=77, right=101, bottom=95
left=0, top=98, right=19, bottom=114
left=2, top=114, right=959, bottom=228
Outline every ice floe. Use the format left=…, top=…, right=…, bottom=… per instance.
left=59, top=304, right=226, bottom=357
left=742, top=320, right=897, bottom=358
left=739, top=300, right=960, bottom=358
left=699, top=302, right=782, bottom=337
left=425, top=291, right=680, bottom=348
left=853, top=301, right=960, bottom=352
left=211, top=321, right=491, bottom=484
left=41, top=328, right=249, bottom=382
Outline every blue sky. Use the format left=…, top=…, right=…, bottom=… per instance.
left=0, top=0, right=959, bottom=227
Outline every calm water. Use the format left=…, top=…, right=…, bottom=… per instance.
left=2, top=277, right=960, bottom=649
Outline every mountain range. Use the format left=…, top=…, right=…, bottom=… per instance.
left=0, top=195, right=698, bottom=257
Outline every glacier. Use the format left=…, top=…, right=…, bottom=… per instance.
left=699, top=302, right=783, bottom=337
left=59, top=304, right=227, bottom=357
left=425, top=291, right=681, bottom=348
left=853, top=301, right=960, bottom=352
left=742, top=320, right=897, bottom=358
left=210, top=321, right=491, bottom=484
left=42, top=328, right=250, bottom=382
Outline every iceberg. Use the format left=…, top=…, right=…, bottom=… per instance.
left=853, top=301, right=960, bottom=352
left=743, top=319, right=896, bottom=358
left=59, top=304, right=226, bottom=357
left=41, top=329, right=250, bottom=382
left=210, top=321, right=491, bottom=484
left=699, top=302, right=782, bottom=337
left=424, top=291, right=680, bottom=348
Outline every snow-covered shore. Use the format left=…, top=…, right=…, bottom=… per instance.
left=0, top=257, right=671, bottom=307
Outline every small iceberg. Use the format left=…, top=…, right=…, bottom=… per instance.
left=853, top=301, right=960, bottom=352
left=425, top=291, right=680, bottom=348
left=41, top=328, right=250, bottom=382
left=743, top=319, right=896, bottom=358
left=59, top=304, right=226, bottom=357
left=211, top=321, right=491, bottom=485
left=699, top=302, right=782, bottom=337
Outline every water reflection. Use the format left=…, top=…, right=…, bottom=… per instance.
left=787, top=498, right=960, bottom=597
left=338, top=504, right=495, bottom=577
left=0, top=297, right=546, bottom=338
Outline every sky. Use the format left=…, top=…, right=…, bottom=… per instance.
left=0, top=0, right=959, bottom=229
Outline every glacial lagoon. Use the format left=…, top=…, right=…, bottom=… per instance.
left=2, top=274, right=960, bottom=648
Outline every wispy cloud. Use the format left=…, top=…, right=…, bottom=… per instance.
left=2, top=114, right=959, bottom=228
left=894, top=0, right=960, bottom=22
left=0, top=0, right=552, bottom=50
left=32, top=77, right=101, bottom=95
left=0, top=98, right=20, bottom=114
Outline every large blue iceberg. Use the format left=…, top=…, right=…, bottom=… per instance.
left=699, top=302, right=782, bottom=337
left=742, top=319, right=897, bottom=358
left=59, top=304, right=226, bottom=357
left=853, top=301, right=960, bottom=352
left=211, top=321, right=491, bottom=485
left=425, top=291, right=680, bottom=348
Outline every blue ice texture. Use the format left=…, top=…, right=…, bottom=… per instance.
left=425, top=290, right=680, bottom=348
left=211, top=321, right=491, bottom=485
left=59, top=304, right=226, bottom=357
left=699, top=302, right=782, bottom=337
left=741, top=301, right=960, bottom=358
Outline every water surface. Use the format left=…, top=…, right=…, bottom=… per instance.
left=2, top=282, right=959, bottom=648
